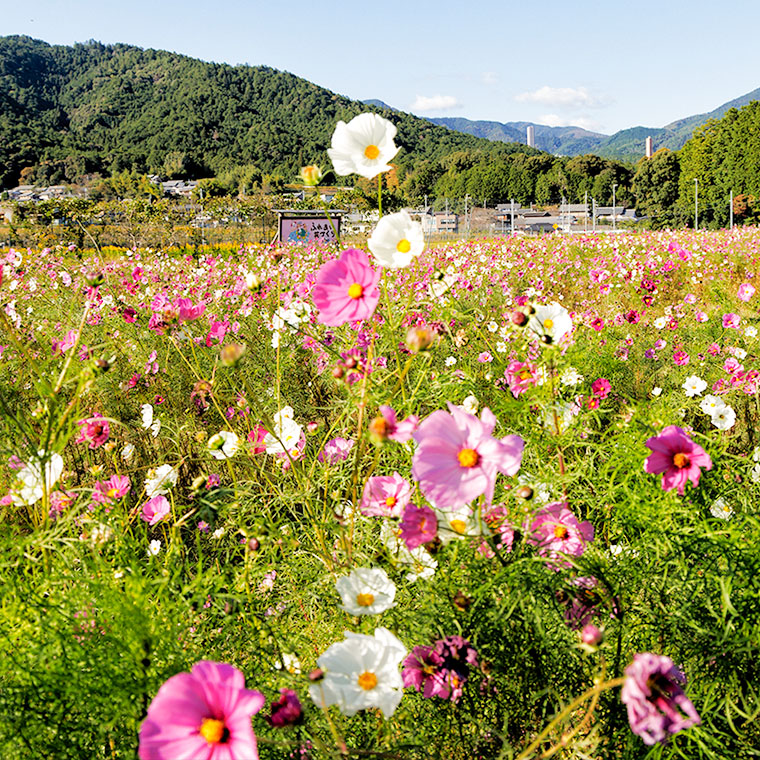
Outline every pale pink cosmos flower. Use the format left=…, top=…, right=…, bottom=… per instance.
left=737, top=282, right=756, bottom=302
left=644, top=425, right=712, bottom=495
left=141, top=495, right=171, bottom=526
left=312, top=248, right=381, bottom=326
left=722, top=313, right=740, bottom=329
left=372, top=405, right=419, bottom=443
left=526, top=502, right=594, bottom=568
left=504, top=360, right=538, bottom=398
left=75, top=415, right=110, bottom=449
left=138, top=660, right=265, bottom=760
left=360, top=473, right=412, bottom=518
left=412, top=403, right=524, bottom=509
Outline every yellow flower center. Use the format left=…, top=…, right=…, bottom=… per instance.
left=364, top=144, right=380, bottom=160
left=553, top=524, right=569, bottom=539
left=347, top=283, right=363, bottom=300
left=450, top=519, right=467, bottom=534
left=673, top=452, right=690, bottom=469
left=457, top=448, right=480, bottom=468
left=199, top=718, right=227, bottom=744
left=358, top=671, right=378, bottom=690
left=519, top=370, right=532, bottom=381
left=396, top=239, right=411, bottom=253
left=385, top=496, right=397, bottom=508
left=544, top=318, right=554, bottom=329
left=107, top=488, right=118, bottom=498
left=356, top=592, right=375, bottom=607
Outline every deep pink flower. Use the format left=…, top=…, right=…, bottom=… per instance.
left=265, top=688, right=303, bottom=727
left=139, top=660, right=265, bottom=759
left=312, top=248, right=381, bottom=326
left=644, top=425, right=712, bottom=495
left=737, top=282, right=755, bottom=302
left=590, top=318, right=605, bottom=331
left=722, top=312, right=740, bottom=329
left=360, top=473, right=412, bottom=518
left=402, top=645, right=449, bottom=699
left=75, top=415, right=110, bottom=449
left=141, top=495, right=171, bottom=526
left=399, top=503, right=438, bottom=549
left=527, top=502, right=594, bottom=567
left=504, top=360, right=538, bottom=398
left=591, top=378, right=611, bottom=399
left=412, top=403, right=524, bottom=508
left=248, top=425, right=268, bottom=454
left=672, top=350, right=689, bottom=366
left=621, top=653, right=700, bottom=746
left=372, top=405, right=419, bottom=443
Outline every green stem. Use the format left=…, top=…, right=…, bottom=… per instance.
left=377, top=174, right=382, bottom=218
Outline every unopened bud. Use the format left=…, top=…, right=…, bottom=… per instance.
left=368, top=415, right=390, bottom=442
left=452, top=590, right=472, bottom=612
left=511, top=309, right=528, bottom=326
left=84, top=271, right=104, bottom=288
left=299, top=164, right=324, bottom=187
left=308, top=668, right=324, bottom=682
left=514, top=485, right=534, bottom=500
left=220, top=343, right=246, bottom=367
left=332, top=366, right=344, bottom=379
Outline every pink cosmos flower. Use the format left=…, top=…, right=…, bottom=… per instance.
left=52, top=329, right=78, bottom=356
left=412, top=403, right=524, bottom=508
left=360, top=473, right=412, bottom=518
left=477, top=504, right=515, bottom=558
left=504, top=360, right=538, bottom=398
left=93, top=475, right=131, bottom=504
left=737, top=282, right=755, bottom=302
left=399, top=503, right=438, bottom=549
left=248, top=425, right=268, bottom=454
left=527, top=502, right=594, bottom=568
left=265, top=688, right=303, bottom=727
left=621, top=653, right=700, bottom=746
left=317, top=437, right=354, bottom=464
left=75, top=415, right=110, bottom=449
left=312, top=248, right=381, bottom=326
left=722, top=313, right=740, bottom=329
left=591, top=378, right=611, bottom=399
left=401, top=645, right=449, bottom=699
left=694, top=310, right=708, bottom=323
left=371, top=405, right=419, bottom=443
left=672, top=350, right=689, bottom=366
left=644, top=425, right=712, bottom=495
left=138, top=660, right=265, bottom=760
left=141, top=495, right=171, bottom=526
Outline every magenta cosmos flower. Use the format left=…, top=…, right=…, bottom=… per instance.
left=139, top=660, right=265, bottom=760
left=527, top=502, right=594, bottom=568
left=412, top=403, right=524, bottom=509
left=621, top=653, right=700, bottom=746
left=75, top=415, right=110, bottom=449
left=312, top=248, right=381, bottom=326
left=360, top=472, right=412, bottom=518
left=399, top=502, right=438, bottom=549
left=644, top=426, right=712, bottom=495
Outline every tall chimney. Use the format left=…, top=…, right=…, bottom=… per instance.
left=645, top=136, right=653, bottom=158
left=527, top=125, right=535, bottom=148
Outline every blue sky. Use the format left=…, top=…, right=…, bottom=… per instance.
left=3, top=0, right=759, bottom=135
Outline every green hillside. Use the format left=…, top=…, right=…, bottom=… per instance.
left=0, top=35, right=531, bottom=189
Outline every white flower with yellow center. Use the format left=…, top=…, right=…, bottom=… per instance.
left=699, top=395, right=726, bottom=416
left=682, top=375, right=707, bottom=397
left=327, top=113, right=399, bottom=179
left=367, top=211, right=425, bottom=269
left=309, top=628, right=406, bottom=718
left=11, top=450, right=64, bottom=506
left=434, top=505, right=480, bottom=544
left=144, top=464, right=178, bottom=498
left=711, top=404, right=736, bottom=431
left=263, top=406, right=303, bottom=455
left=207, top=430, right=240, bottom=460
left=528, top=303, right=573, bottom=344
left=335, top=568, right=396, bottom=615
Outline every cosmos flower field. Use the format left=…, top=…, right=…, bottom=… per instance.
left=2, top=113, right=760, bottom=759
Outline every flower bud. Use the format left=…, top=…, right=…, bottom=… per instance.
left=220, top=343, right=246, bottom=367
left=299, top=165, right=324, bottom=187
left=514, top=485, right=534, bottom=500
left=511, top=309, right=528, bottom=326
left=84, top=271, right=104, bottom=288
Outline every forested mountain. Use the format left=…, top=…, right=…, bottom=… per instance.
left=0, top=35, right=534, bottom=190
left=429, top=87, right=760, bottom=161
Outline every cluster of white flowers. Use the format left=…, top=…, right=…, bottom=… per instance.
left=263, top=406, right=303, bottom=456
left=10, top=450, right=64, bottom=506
left=141, top=404, right=161, bottom=437
left=144, top=464, right=179, bottom=498
left=698, top=394, right=736, bottom=430
left=560, top=366, right=584, bottom=386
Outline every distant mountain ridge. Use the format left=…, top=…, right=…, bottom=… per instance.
left=420, top=87, right=760, bottom=161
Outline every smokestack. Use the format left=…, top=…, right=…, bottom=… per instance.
left=645, top=136, right=653, bottom=158
left=527, top=125, right=535, bottom=148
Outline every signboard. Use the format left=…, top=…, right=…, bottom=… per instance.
left=278, top=215, right=341, bottom=245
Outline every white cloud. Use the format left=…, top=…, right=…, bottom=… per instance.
left=537, top=114, right=604, bottom=132
left=411, top=94, right=460, bottom=112
left=481, top=71, right=498, bottom=86
left=515, top=86, right=611, bottom=110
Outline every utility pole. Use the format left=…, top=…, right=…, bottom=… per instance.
left=694, top=178, right=699, bottom=231
left=612, top=183, right=617, bottom=233
left=592, top=198, right=596, bottom=233
left=464, top=194, right=470, bottom=237
left=584, top=190, right=588, bottom=233
left=511, top=198, right=515, bottom=236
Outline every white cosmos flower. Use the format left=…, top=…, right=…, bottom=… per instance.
left=428, top=272, right=458, bottom=299
left=460, top=395, right=479, bottom=414
left=207, top=431, right=240, bottom=460
left=327, top=113, right=399, bottom=179
left=653, top=316, right=667, bottom=329
left=711, top=405, right=736, bottom=431
left=309, top=628, right=406, bottom=718
left=263, top=406, right=303, bottom=456
left=367, top=211, right=425, bottom=269
left=699, top=395, right=726, bottom=416
left=11, top=450, right=64, bottom=506
left=682, top=375, right=707, bottom=397
left=121, top=443, right=136, bottom=463
left=434, top=505, right=481, bottom=543
left=147, top=539, right=162, bottom=557
left=528, top=302, right=573, bottom=344
left=651, top=387, right=663, bottom=397
left=336, top=568, right=396, bottom=615
left=560, top=367, right=584, bottom=386
left=144, top=464, right=178, bottom=498
left=744, top=325, right=757, bottom=338
left=710, top=497, right=733, bottom=520
left=140, top=404, right=161, bottom=437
